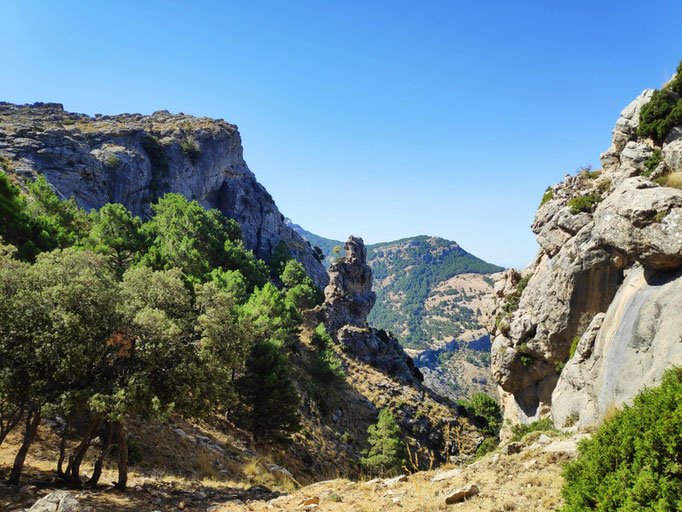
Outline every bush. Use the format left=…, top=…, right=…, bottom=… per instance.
left=509, top=418, right=555, bottom=443
left=642, top=149, right=662, bottom=177
left=475, top=437, right=499, bottom=458
left=142, top=133, right=168, bottom=174
left=560, top=367, right=682, bottom=511
left=638, top=87, right=682, bottom=141
left=568, top=193, right=602, bottom=214
left=458, top=393, right=502, bottom=437
left=540, top=190, right=554, bottom=207
left=106, top=155, right=121, bottom=168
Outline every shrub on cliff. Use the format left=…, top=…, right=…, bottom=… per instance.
left=560, top=367, right=682, bottom=511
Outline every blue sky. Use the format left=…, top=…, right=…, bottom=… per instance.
left=2, top=1, right=681, bottom=268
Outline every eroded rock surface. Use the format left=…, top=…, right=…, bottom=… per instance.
left=0, top=102, right=327, bottom=287
left=322, top=236, right=421, bottom=384
left=486, top=80, right=682, bottom=430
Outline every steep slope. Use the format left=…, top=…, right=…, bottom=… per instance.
left=485, top=69, right=682, bottom=431
left=0, top=102, right=327, bottom=287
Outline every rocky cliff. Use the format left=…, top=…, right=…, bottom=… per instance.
left=486, top=81, right=682, bottom=430
left=0, top=102, right=327, bottom=287
left=321, top=236, right=423, bottom=384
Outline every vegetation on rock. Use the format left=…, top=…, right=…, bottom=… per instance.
left=360, top=409, right=406, bottom=475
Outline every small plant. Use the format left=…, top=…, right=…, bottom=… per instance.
left=340, top=431, right=353, bottom=445
left=62, top=118, right=76, bottom=125
left=653, top=210, right=669, bottom=223
left=516, top=273, right=533, bottom=295
left=181, top=138, right=201, bottom=164
left=554, top=360, right=565, bottom=374
left=106, top=155, right=121, bottom=168
left=474, top=437, right=499, bottom=458
left=569, top=336, right=580, bottom=360
left=328, top=493, right=341, bottom=502
left=664, top=171, right=682, bottom=190
left=642, top=149, right=662, bottom=177
left=142, top=133, right=169, bottom=174
left=597, top=178, right=612, bottom=193
left=540, top=189, right=554, bottom=207
left=568, top=193, right=602, bottom=214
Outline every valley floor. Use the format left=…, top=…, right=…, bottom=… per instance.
left=1, top=425, right=581, bottom=511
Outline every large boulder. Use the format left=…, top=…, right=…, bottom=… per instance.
left=28, top=491, right=83, bottom=512
left=593, top=177, right=682, bottom=271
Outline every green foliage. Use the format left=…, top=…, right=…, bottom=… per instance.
left=180, top=138, right=201, bottom=164
left=235, top=340, right=301, bottom=443
left=269, top=241, right=291, bottom=279
left=642, top=149, right=663, bottom=178
left=141, top=193, right=244, bottom=281
left=142, top=133, right=169, bottom=174
left=85, top=203, right=146, bottom=275
left=361, top=409, right=406, bottom=475
left=560, top=368, right=682, bottom=512
left=280, top=260, right=323, bottom=311
left=309, top=324, right=345, bottom=409
left=509, top=418, right=556, bottom=443
left=458, top=393, right=502, bottom=437
left=475, top=437, right=499, bottom=458
left=106, top=155, right=121, bottom=168
left=241, top=282, right=302, bottom=345
left=568, top=193, right=602, bottom=214
left=638, top=87, right=682, bottom=141
left=569, top=336, right=580, bottom=360
left=540, top=190, right=554, bottom=207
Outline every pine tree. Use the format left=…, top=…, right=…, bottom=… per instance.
left=236, top=340, right=300, bottom=443
left=361, top=409, right=406, bottom=475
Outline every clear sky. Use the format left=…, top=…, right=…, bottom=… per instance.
left=2, top=1, right=681, bottom=268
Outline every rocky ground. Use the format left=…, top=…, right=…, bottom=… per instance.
left=2, top=429, right=582, bottom=511
left=216, top=431, right=583, bottom=512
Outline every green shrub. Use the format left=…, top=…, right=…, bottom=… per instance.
left=458, top=393, right=502, bottom=437
left=328, top=493, right=341, bottom=502
left=180, top=138, right=201, bottom=164
left=597, top=178, right=612, bottom=193
left=554, top=360, right=565, bottom=374
left=475, top=437, right=499, bottom=458
left=509, top=418, right=556, bottom=443
left=568, top=193, right=602, bottom=214
left=62, top=118, right=76, bottom=126
left=142, top=133, right=168, bottom=174
left=516, top=273, right=533, bottom=295
left=638, top=87, right=682, bottom=141
left=106, top=155, right=121, bottom=168
left=560, top=367, right=682, bottom=511
left=540, top=190, right=554, bottom=207
left=642, top=149, right=662, bottom=177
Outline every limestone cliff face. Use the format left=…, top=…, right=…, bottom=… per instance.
left=0, top=102, right=327, bottom=287
left=485, top=87, right=682, bottom=431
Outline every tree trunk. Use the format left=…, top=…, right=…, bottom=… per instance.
left=57, top=415, right=72, bottom=479
left=0, top=404, right=24, bottom=447
left=86, top=421, right=113, bottom=488
left=8, top=407, right=41, bottom=485
left=114, top=421, right=127, bottom=491
left=68, top=416, right=101, bottom=486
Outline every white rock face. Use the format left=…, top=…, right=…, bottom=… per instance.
left=0, top=102, right=328, bottom=287
left=552, top=266, right=682, bottom=428
left=487, top=83, right=682, bottom=431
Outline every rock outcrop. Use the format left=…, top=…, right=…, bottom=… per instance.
left=486, top=80, right=682, bottom=430
left=322, top=236, right=422, bottom=384
left=0, top=102, right=327, bottom=287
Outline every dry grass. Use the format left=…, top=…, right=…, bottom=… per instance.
left=664, top=171, right=682, bottom=189
left=216, top=440, right=576, bottom=512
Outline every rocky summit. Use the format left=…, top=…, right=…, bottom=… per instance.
left=0, top=102, right=327, bottom=287
left=486, top=83, right=682, bottom=432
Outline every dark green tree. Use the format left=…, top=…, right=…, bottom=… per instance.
left=458, top=393, right=502, bottom=438
left=361, top=409, right=406, bottom=475
left=235, top=340, right=300, bottom=443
